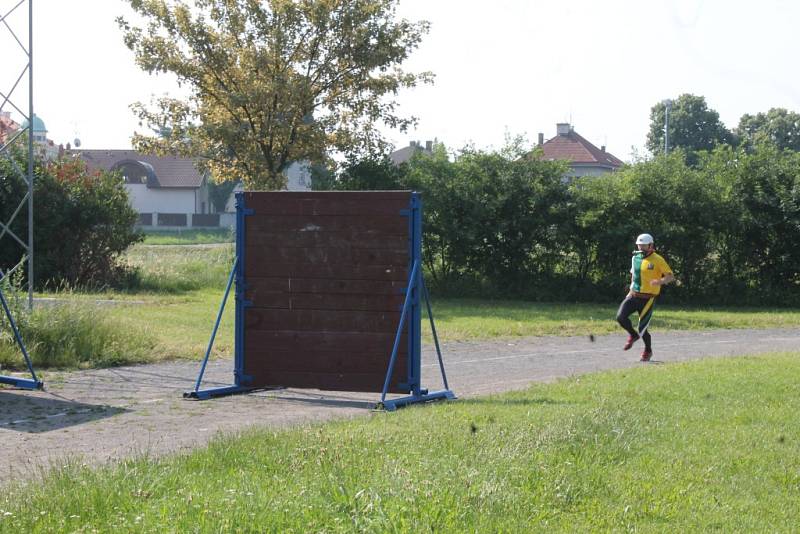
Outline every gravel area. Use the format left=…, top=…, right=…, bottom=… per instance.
left=1, top=327, right=798, bottom=483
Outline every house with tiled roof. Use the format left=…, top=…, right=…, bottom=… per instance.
left=536, top=123, right=623, bottom=177
left=73, top=149, right=214, bottom=228
left=73, top=149, right=313, bottom=228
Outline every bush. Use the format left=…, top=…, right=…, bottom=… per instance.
left=0, top=147, right=142, bottom=288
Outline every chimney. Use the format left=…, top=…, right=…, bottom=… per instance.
left=425, top=140, right=432, bottom=151
left=556, top=123, right=571, bottom=136
left=409, top=141, right=417, bottom=148
left=537, top=133, right=544, bottom=146
left=601, top=145, right=606, bottom=153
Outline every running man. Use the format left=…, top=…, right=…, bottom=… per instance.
left=616, top=233, right=675, bottom=361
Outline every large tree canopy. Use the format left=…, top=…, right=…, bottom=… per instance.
left=118, top=0, right=431, bottom=188
left=737, top=107, right=800, bottom=151
left=646, top=94, right=732, bottom=163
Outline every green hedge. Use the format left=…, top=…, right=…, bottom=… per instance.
left=322, top=141, right=800, bottom=304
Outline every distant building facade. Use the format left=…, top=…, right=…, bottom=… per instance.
left=537, top=123, right=623, bottom=177
left=389, top=140, right=434, bottom=165
left=1, top=112, right=59, bottom=160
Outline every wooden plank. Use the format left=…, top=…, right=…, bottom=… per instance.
left=244, top=287, right=406, bottom=312
left=244, top=308, right=403, bottom=333
left=245, top=230, right=408, bottom=250
left=246, top=214, right=407, bottom=235
left=241, top=366, right=409, bottom=393
left=241, top=348, right=405, bottom=375
left=287, top=278, right=407, bottom=295
left=243, top=192, right=412, bottom=216
left=241, top=246, right=408, bottom=267
left=244, top=330, right=407, bottom=354
left=243, top=256, right=408, bottom=281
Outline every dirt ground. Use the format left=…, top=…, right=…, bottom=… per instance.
left=2, top=327, right=799, bottom=483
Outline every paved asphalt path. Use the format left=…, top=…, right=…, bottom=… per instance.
left=1, top=327, right=798, bottom=481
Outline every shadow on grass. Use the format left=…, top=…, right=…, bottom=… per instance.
left=0, top=391, right=127, bottom=434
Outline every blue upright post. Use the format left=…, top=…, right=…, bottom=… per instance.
left=185, top=192, right=254, bottom=400
left=0, top=287, right=43, bottom=390
left=380, top=192, right=455, bottom=411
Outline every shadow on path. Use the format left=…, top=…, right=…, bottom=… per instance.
left=0, top=391, right=126, bottom=434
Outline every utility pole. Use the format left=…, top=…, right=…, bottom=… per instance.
left=662, top=99, right=672, bottom=155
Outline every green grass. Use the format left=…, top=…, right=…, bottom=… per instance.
left=141, top=229, right=234, bottom=245
left=0, top=299, right=157, bottom=370
left=122, top=243, right=235, bottom=293
left=2, top=353, right=798, bottom=532
left=432, top=298, right=800, bottom=339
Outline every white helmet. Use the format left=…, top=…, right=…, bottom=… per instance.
left=635, top=233, right=654, bottom=245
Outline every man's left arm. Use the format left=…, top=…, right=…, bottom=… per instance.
left=651, top=272, right=675, bottom=287
left=650, top=258, right=675, bottom=287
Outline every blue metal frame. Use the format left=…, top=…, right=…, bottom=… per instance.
left=0, top=286, right=43, bottom=390
left=185, top=192, right=253, bottom=400
left=379, top=192, right=455, bottom=411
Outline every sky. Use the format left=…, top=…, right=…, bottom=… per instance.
left=1, top=0, right=798, bottom=162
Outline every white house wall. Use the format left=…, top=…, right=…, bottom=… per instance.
left=286, top=161, right=312, bottom=191
left=126, top=184, right=197, bottom=213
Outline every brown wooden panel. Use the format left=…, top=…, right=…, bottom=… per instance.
left=243, top=191, right=411, bottom=216
left=244, top=308, right=402, bottom=333
left=245, top=330, right=407, bottom=354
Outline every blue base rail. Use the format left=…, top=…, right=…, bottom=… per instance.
left=0, top=375, right=43, bottom=390
left=379, top=389, right=456, bottom=411
left=183, top=384, right=253, bottom=400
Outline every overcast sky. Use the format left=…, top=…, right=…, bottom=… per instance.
left=1, top=0, right=798, bottom=161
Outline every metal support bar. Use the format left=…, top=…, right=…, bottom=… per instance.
left=381, top=260, right=419, bottom=403
left=187, top=257, right=238, bottom=395
left=0, top=285, right=42, bottom=390
left=422, top=276, right=449, bottom=391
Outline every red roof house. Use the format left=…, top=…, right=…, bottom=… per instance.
left=537, top=123, right=623, bottom=177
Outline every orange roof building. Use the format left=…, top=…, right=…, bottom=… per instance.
left=537, top=123, right=623, bottom=177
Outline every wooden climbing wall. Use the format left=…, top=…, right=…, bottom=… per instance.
left=240, top=191, right=412, bottom=393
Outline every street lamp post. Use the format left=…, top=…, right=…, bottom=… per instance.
left=662, top=99, right=673, bottom=155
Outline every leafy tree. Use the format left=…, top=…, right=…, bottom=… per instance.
left=736, top=108, right=800, bottom=151
left=118, top=0, right=432, bottom=189
left=646, top=94, right=733, bottom=164
left=328, top=155, right=407, bottom=190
